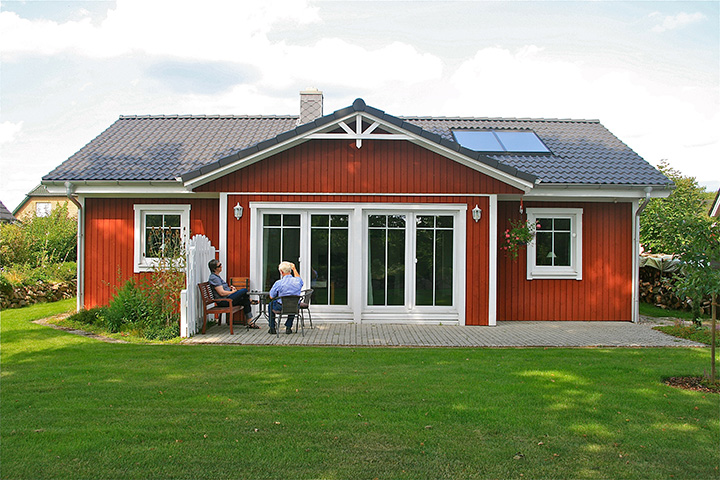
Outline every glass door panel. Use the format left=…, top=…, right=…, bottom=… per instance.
left=416, top=215, right=454, bottom=306
left=367, top=214, right=406, bottom=306
left=310, top=214, right=349, bottom=305
left=262, top=214, right=300, bottom=290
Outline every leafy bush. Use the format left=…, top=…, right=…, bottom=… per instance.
left=67, top=306, right=107, bottom=326
left=102, top=276, right=181, bottom=340
left=103, top=279, right=155, bottom=333
left=0, top=203, right=76, bottom=268
left=143, top=322, right=180, bottom=341
left=0, top=262, right=77, bottom=287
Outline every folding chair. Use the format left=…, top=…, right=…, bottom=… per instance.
left=273, top=295, right=301, bottom=337
left=296, top=288, right=314, bottom=332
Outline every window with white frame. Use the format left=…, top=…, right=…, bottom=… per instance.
left=526, top=208, right=583, bottom=280
left=36, top=202, right=52, bottom=217
left=133, top=204, right=190, bottom=273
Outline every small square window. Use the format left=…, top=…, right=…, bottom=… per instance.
left=133, top=204, right=190, bottom=273
left=526, top=208, right=583, bottom=280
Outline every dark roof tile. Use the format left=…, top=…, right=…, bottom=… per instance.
left=43, top=102, right=670, bottom=187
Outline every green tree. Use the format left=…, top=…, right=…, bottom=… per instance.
left=640, top=160, right=711, bottom=254
left=0, top=203, right=77, bottom=267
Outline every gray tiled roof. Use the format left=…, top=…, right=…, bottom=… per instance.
left=404, top=117, right=669, bottom=185
left=0, top=201, right=16, bottom=223
left=43, top=100, right=671, bottom=186
left=44, top=115, right=298, bottom=182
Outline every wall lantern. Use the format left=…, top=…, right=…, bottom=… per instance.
left=472, top=205, right=482, bottom=222
left=233, top=203, right=243, bottom=220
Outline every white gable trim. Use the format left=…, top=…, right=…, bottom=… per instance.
left=182, top=111, right=535, bottom=192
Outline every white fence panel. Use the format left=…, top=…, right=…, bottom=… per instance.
left=181, top=235, right=217, bottom=337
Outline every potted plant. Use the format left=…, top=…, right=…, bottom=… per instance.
left=501, top=218, right=540, bottom=259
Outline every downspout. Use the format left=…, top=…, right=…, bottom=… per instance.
left=632, top=187, right=653, bottom=323
left=65, top=182, right=84, bottom=311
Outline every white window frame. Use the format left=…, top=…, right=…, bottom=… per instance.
left=133, top=204, right=191, bottom=273
left=36, top=202, right=52, bottom=217
left=526, top=207, right=583, bottom=280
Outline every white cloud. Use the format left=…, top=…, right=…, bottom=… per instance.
left=263, top=39, right=444, bottom=90
left=445, top=46, right=719, bottom=185
left=0, top=0, right=321, bottom=60
left=0, top=121, right=23, bottom=144
left=650, top=11, right=706, bottom=33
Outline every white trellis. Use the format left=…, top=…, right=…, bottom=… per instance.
left=180, top=235, right=217, bottom=337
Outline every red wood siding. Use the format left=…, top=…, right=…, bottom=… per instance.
left=197, top=140, right=523, bottom=195
left=497, top=201, right=634, bottom=321
left=202, top=140, right=511, bottom=325
left=83, top=198, right=218, bottom=308
left=225, top=194, right=491, bottom=325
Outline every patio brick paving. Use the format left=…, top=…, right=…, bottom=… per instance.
left=182, top=321, right=706, bottom=347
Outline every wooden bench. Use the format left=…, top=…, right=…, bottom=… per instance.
left=197, top=282, right=245, bottom=334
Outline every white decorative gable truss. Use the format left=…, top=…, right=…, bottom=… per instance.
left=307, top=113, right=412, bottom=148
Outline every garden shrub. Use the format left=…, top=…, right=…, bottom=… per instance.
left=0, top=262, right=77, bottom=287
left=102, top=276, right=181, bottom=340
left=68, top=306, right=107, bottom=326
left=0, top=203, right=77, bottom=268
left=103, top=279, right=154, bottom=333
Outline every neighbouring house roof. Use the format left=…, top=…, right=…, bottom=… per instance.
left=43, top=99, right=671, bottom=187
left=13, top=184, right=56, bottom=216
left=0, top=201, right=16, bottom=223
left=711, top=188, right=720, bottom=218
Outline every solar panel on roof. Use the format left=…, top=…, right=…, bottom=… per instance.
left=452, top=129, right=550, bottom=153
left=452, top=130, right=503, bottom=151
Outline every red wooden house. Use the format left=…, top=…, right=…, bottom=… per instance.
left=42, top=89, right=672, bottom=326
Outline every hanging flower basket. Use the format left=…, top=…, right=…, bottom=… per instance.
left=501, top=218, right=540, bottom=259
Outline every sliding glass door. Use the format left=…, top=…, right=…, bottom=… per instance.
left=365, top=211, right=455, bottom=310
left=253, top=203, right=463, bottom=321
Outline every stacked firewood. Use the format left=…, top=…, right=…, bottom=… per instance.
left=639, top=267, right=713, bottom=314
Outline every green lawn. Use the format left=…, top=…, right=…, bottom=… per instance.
left=640, top=302, right=711, bottom=321
left=2, top=301, right=718, bottom=479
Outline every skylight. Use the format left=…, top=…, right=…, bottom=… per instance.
left=452, top=130, right=550, bottom=153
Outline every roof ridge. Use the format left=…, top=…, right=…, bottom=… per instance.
left=401, top=116, right=601, bottom=123
left=118, top=114, right=299, bottom=120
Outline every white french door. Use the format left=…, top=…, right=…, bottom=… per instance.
left=250, top=202, right=466, bottom=324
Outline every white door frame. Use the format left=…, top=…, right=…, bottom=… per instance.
left=248, top=201, right=467, bottom=324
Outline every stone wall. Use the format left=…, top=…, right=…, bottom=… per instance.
left=0, top=280, right=76, bottom=310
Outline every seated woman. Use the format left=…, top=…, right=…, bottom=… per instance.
left=268, top=261, right=304, bottom=334
left=207, top=259, right=257, bottom=328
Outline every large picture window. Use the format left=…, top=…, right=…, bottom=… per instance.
left=133, top=204, right=190, bottom=273
left=526, top=208, right=583, bottom=280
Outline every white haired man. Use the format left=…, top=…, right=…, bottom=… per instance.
left=267, top=261, right=304, bottom=334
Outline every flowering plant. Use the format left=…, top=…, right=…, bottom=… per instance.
left=501, top=218, right=540, bottom=259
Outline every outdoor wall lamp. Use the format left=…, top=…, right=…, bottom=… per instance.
left=472, top=205, right=482, bottom=222
left=233, top=203, right=243, bottom=220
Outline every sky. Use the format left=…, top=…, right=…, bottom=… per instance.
left=1, top=0, right=718, bottom=212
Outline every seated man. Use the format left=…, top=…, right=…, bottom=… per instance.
left=207, top=259, right=257, bottom=328
left=268, top=261, right=304, bottom=334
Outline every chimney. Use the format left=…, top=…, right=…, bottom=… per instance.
left=298, top=88, right=323, bottom=125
